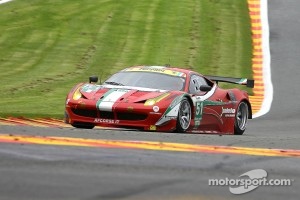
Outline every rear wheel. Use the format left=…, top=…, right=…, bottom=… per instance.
left=71, top=123, right=95, bottom=129
left=234, top=101, right=249, bottom=135
left=176, top=98, right=192, bottom=133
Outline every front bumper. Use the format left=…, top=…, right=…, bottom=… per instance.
left=65, top=103, right=177, bottom=132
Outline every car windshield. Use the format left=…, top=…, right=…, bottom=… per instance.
left=104, top=71, right=186, bottom=91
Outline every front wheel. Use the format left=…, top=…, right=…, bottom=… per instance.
left=176, top=97, right=192, bottom=133
left=234, top=101, right=249, bottom=135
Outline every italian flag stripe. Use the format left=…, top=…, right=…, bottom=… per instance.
left=96, top=89, right=129, bottom=111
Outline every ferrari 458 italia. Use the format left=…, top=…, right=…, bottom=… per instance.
left=65, top=66, right=254, bottom=134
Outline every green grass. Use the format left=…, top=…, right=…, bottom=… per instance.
left=0, top=0, right=252, bottom=118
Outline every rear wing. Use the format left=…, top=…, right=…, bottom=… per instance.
left=205, top=75, right=254, bottom=88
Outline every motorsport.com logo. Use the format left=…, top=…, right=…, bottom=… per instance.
left=208, top=169, right=294, bottom=194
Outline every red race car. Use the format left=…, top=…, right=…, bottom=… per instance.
left=65, top=66, right=254, bottom=134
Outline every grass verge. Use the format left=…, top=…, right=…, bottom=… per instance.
left=0, top=0, right=252, bottom=118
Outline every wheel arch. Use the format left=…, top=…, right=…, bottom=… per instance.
left=241, top=99, right=253, bottom=119
left=183, top=94, right=195, bottom=118
left=228, top=89, right=253, bottom=120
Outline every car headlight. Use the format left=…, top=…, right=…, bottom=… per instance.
left=73, top=88, right=82, bottom=100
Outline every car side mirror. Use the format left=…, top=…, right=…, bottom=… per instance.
left=200, top=85, right=212, bottom=92
left=89, top=76, right=98, bottom=83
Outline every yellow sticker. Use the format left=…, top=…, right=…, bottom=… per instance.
left=125, top=66, right=186, bottom=77
left=149, top=125, right=156, bottom=131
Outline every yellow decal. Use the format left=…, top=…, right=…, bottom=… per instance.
left=125, top=66, right=186, bottom=77
left=144, top=93, right=170, bottom=106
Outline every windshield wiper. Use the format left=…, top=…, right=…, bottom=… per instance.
left=104, top=81, right=124, bottom=86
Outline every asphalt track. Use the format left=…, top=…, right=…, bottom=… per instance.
left=1, top=0, right=300, bottom=200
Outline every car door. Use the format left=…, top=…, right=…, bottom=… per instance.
left=188, top=74, right=223, bottom=132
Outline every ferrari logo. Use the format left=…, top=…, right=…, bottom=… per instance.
left=127, top=106, right=134, bottom=112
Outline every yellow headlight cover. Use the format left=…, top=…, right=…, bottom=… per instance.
left=73, top=88, right=82, bottom=100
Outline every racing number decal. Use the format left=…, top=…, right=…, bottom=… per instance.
left=194, top=101, right=203, bottom=128
left=193, top=99, right=229, bottom=129
left=196, top=101, right=202, bottom=116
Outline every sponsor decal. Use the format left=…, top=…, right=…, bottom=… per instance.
left=189, top=130, right=219, bottom=134
left=94, top=118, right=119, bottom=124
left=224, top=114, right=235, bottom=117
left=222, top=107, right=235, bottom=114
left=166, top=116, right=177, bottom=120
left=125, top=66, right=186, bottom=77
left=149, top=125, right=156, bottom=131
left=221, top=107, right=236, bottom=117
left=140, top=66, right=166, bottom=72
left=153, top=106, right=159, bottom=112
left=149, top=112, right=162, bottom=115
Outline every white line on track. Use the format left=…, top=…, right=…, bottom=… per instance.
left=0, top=0, right=12, bottom=5
left=253, top=0, right=274, bottom=118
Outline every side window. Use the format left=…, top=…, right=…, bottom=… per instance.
left=189, top=75, right=208, bottom=94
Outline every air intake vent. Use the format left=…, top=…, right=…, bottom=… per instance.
left=71, top=108, right=98, bottom=118
left=99, top=111, right=114, bottom=119
left=117, top=112, right=147, bottom=120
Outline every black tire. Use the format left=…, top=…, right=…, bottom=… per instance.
left=176, top=97, right=192, bottom=133
left=71, top=123, right=95, bottom=129
left=234, top=101, right=249, bottom=135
